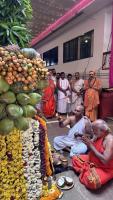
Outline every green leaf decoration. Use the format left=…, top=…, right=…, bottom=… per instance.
left=0, top=0, right=32, bottom=47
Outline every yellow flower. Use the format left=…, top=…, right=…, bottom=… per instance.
left=0, top=128, right=27, bottom=199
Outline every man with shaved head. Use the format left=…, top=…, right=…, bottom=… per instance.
left=72, top=119, right=113, bottom=190
left=84, top=71, right=101, bottom=121
left=54, top=105, right=92, bottom=156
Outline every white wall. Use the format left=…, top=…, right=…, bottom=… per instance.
left=36, top=5, right=112, bottom=87
left=103, top=6, right=112, bottom=52
left=99, top=5, right=112, bottom=87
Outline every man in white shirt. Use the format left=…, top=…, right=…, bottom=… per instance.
left=57, top=72, right=70, bottom=114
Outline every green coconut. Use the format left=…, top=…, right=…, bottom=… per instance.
left=21, top=48, right=39, bottom=59
left=0, top=78, right=10, bottom=94
left=23, top=105, right=37, bottom=118
left=0, top=103, right=6, bottom=119
left=14, top=117, right=29, bottom=131
left=6, top=104, right=23, bottom=119
left=29, top=93, right=41, bottom=106
left=17, top=93, right=30, bottom=105
left=0, top=91, right=16, bottom=104
left=0, top=118, right=14, bottom=135
left=36, top=80, right=49, bottom=90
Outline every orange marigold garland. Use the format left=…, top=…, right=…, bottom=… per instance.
left=45, top=134, right=53, bottom=176
left=35, top=115, right=62, bottom=199
left=35, top=115, right=53, bottom=176
left=36, top=116, right=62, bottom=200
left=35, top=115, right=46, bottom=129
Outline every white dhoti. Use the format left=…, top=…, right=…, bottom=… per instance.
left=71, top=79, right=84, bottom=112
left=71, top=95, right=83, bottom=112
left=57, top=97, right=68, bottom=114
left=57, top=78, right=70, bottom=113
left=54, top=135, right=76, bottom=150
left=54, top=116, right=90, bottom=155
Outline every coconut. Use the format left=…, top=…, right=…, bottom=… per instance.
left=0, top=103, right=6, bottom=119
left=6, top=104, right=23, bottom=119
left=21, top=48, right=40, bottom=59
left=23, top=105, right=37, bottom=118
left=17, top=93, right=30, bottom=105
left=29, top=93, right=41, bottom=106
left=0, top=118, right=14, bottom=135
left=0, top=91, right=16, bottom=104
left=0, top=78, right=10, bottom=94
left=14, top=117, right=29, bottom=131
left=36, top=80, right=49, bottom=90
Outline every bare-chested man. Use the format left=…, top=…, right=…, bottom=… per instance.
left=72, top=119, right=113, bottom=189
left=54, top=105, right=92, bottom=156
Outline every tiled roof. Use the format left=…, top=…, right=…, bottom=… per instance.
left=29, top=0, right=78, bottom=38
left=30, top=0, right=95, bottom=46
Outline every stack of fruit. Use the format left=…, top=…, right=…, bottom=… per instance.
left=0, top=46, right=58, bottom=200
left=0, top=78, right=42, bottom=134
left=0, top=47, right=48, bottom=92
left=0, top=47, right=48, bottom=135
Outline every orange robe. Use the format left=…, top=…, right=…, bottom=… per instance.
left=42, top=79, right=55, bottom=118
left=84, top=78, right=101, bottom=121
left=72, top=137, right=113, bottom=190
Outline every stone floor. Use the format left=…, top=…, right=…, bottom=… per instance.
left=47, top=118, right=113, bottom=200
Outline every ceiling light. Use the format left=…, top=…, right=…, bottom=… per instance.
left=84, top=39, right=88, bottom=43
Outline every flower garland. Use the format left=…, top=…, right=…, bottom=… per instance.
left=0, top=116, right=58, bottom=200
left=35, top=115, right=53, bottom=177
left=35, top=116, right=61, bottom=200
left=45, top=134, right=53, bottom=176
left=39, top=122, right=46, bottom=178
left=0, top=135, right=7, bottom=200
left=0, top=129, right=27, bottom=200
left=21, top=119, right=42, bottom=200
left=35, top=115, right=46, bottom=130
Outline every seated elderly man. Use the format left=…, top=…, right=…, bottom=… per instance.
left=54, top=105, right=92, bottom=157
left=72, top=119, right=113, bottom=190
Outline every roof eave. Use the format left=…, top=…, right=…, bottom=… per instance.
left=30, top=0, right=96, bottom=47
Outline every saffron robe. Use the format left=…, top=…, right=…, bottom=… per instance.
left=84, top=78, right=101, bottom=121
left=72, top=137, right=113, bottom=190
left=42, top=79, right=55, bottom=118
